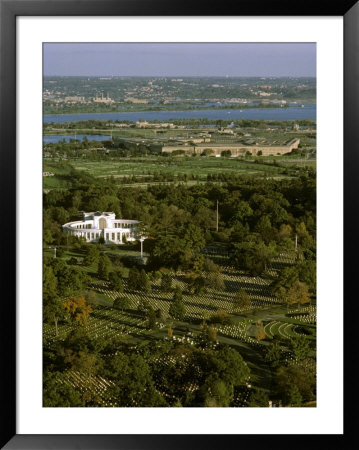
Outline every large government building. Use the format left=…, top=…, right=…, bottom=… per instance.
left=62, top=212, right=140, bottom=244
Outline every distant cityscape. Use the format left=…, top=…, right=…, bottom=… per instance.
left=43, top=76, right=316, bottom=114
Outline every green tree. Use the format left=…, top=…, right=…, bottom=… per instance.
left=264, top=341, right=282, bottom=367
left=231, top=239, right=277, bottom=276
left=191, top=254, right=205, bottom=274
left=109, top=271, right=124, bottom=293
left=43, top=371, right=84, bottom=407
left=128, top=266, right=141, bottom=291
left=186, top=274, right=206, bottom=295
left=160, top=273, right=173, bottom=292
left=230, top=201, right=253, bottom=225
left=286, top=281, right=311, bottom=307
left=43, top=229, right=54, bottom=246
left=289, top=336, right=310, bottom=361
left=155, top=308, right=164, bottom=322
left=211, top=345, right=250, bottom=388
left=169, top=297, right=186, bottom=321
left=147, top=308, right=157, bottom=329
left=206, top=271, right=225, bottom=291
left=83, top=245, right=100, bottom=266
left=297, top=259, right=316, bottom=294
left=51, top=259, right=90, bottom=297
left=277, top=224, right=293, bottom=250
left=203, top=258, right=220, bottom=273
left=209, top=310, right=231, bottom=325
left=183, top=224, right=206, bottom=253
left=43, top=294, right=64, bottom=337
left=83, top=290, right=99, bottom=308
left=274, top=365, right=315, bottom=405
left=137, top=297, right=151, bottom=315
left=43, top=264, right=57, bottom=299
left=149, top=235, right=184, bottom=270
left=64, top=350, right=99, bottom=376
left=232, top=288, right=251, bottom=311
left=172, top=286, right=183, bottom=302
left=246, top=388, right=269, bottom=407
left=203, top=379, right=232, bottom=407
left=285, top=385, right=302, bottom=407
left=67, top=256, right=78, bottom=266
left=63, top=327, right=94, bottom=353
left=97, top=254, right=112, bottom=280
left=103, top=353, right=166, bottom=407
left=254, top=215, right=273, bottom=243
left=296, top=222, right=315, bottom=250
left=113, top=296, right=131, bottom=311
left=271, top=266, right=299, bottom=298
left=140, top=269, right=152, bottom=294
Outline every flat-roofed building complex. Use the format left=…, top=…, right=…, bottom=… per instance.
left=114, top=133, right=300, bottom=157
left=160, top=138, right=300, bottom=156
left=62, top=212, right=140, bottom=244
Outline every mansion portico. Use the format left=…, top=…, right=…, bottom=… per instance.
left=62, top=212, right=140, bottom=244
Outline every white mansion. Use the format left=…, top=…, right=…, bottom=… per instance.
left=62, top=212, right=140, bottom=244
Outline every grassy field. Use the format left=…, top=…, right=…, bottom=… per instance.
left=43, top=154, right=315, bottom=190
left=70, top=157, right=285, bottom=177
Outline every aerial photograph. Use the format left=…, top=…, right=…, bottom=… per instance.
left=43, top=43, right=316, bottom=408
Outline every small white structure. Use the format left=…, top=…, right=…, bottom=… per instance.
left=62, top=212, right=140, bottom=245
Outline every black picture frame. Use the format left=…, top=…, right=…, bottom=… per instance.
left=1, top=0, right=356, bottom=448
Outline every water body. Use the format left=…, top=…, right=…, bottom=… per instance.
left=43, top=104, right=316, bottom=124
left=43, top=134, right=112, bottom=143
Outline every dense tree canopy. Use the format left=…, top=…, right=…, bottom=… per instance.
left=43, top=164, right=316, bottom=408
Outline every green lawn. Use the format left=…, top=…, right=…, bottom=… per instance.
left=43, top=155, right=315, bottom=191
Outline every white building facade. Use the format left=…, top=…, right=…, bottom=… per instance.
left=62, top=212, right=140, bottom=244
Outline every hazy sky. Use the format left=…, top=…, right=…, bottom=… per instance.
left=43, top=43, right=316, bottom=77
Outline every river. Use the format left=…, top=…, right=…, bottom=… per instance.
left=43, top=134, right=112, bottom=143
left=43, top=104, right=316, bottom=124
